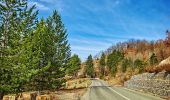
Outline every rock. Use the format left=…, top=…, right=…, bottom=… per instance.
left=159, top=56, right=170, bottom=66
left=124, top=72, right=170, bottom=98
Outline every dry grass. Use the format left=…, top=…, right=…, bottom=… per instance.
left=65, top=78, right=91, bottom=89
left=3, top=78, right=91, bottom=100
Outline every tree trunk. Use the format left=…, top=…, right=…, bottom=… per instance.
left=0, top=91, right=4, bottom=100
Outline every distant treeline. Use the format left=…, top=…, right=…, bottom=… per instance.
left=95, top=31, right=170, bottom=77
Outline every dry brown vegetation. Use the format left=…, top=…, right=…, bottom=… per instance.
left=163, top=64, right=170, bottom=72
left=3, top=79, right=91, bottom=100
left=3, top=89, right=87, bottom=100
left=144, top=64, right=170, bottom=73
left=65, top=78, right=91, bottom=89
left=103, top=68, right=140, bottom=86
left=145, top=56, right=170, bottom=73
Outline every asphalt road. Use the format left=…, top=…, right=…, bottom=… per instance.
left=81, top=79, right=164, bottom=100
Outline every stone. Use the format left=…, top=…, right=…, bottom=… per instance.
left=124, top=72, right=170, bottom=98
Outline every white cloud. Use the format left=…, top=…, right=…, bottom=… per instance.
left=70, top=38, right=110, bottom=47
left=71, top=45, right=100, bottom=52
left=29, top=1, right=49, bottom=11
left=37, top=0, right=64, bottom=12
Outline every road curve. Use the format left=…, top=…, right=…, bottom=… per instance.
left=81, top=79, right=164, bottom=100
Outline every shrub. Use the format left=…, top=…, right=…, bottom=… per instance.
left=153, top=66, right=163, bottom=73
left=145, top=66, right=155, bottom=73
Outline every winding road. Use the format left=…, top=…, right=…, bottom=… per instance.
left=81, top=79, right=164, bottom=100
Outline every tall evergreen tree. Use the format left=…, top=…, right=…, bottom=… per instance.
left=85, top=55, right=94, bottom=77
left=31, top=11, right=71, bottom=91
left=66, top=54, right=81, bottom=77
left=165, top=30, right=170, bottom=47
left=121, top=58, right=133, bottom=72
left=106, top=51, right=124, bottom=75
left=21, top=19, right=54, bottom=91
left=134, top=59, right=145, bottom=73
left=99, top=52, right=106, bottom=76
left=0, top=0, right=38, bottom=98
left=149, top=53, right=158, bottom=66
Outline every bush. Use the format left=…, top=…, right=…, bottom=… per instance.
left=153, top=66, right=163, bottom=73
left=145, top=66, right=162, bottom=73
left=145, top=66, right=155, bottom=73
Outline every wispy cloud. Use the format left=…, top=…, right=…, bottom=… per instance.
left=29, top=1, right=49, bottom=10
left=38, top=0, right=64, bottom=12
left=71, top=46, right=100, bottom=52
left=32, top=0, right=170, bottom=61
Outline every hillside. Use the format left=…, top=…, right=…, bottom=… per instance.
left=94, top=32, right=169, bottom=74
left=124, top=56, right=170, bottom=98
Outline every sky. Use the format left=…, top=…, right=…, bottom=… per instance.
left=29, top=0, right=170, bottom=61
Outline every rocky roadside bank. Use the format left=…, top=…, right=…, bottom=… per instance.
left=124, top=72, right=170, bottom=99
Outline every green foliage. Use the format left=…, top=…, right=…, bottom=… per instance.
left=149, top=53, right=158, bottom=66
left=30, top=11, right=71, bottom=91
left=0, top=0, right=38, bottom=95
left=66, top=54, right=81, bottom=76
left=134, top=59, right=145, bottom=73
left=106, top=50, right=124, bottom=75
left=122, top=58, right=133, bottom=72
left=0, top=0, right=70, bottom=97
left=85, top=55, right=94, bottom=77
left=165, top=30, right=170, bottom=47
left=100, top=52, right=106, bottom=66
left=99, top=52, right=106, bottom=76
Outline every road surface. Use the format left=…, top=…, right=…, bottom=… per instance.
left=81, top=79, right=164, bottom=100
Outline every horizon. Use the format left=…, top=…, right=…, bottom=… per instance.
left=29, top=0, right=170, bottom=61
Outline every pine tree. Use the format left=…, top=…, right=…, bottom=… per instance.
left=0, top=0, right=71, bottom=97
left=0, top=0, right=38, bottom=98
left=165, top=30, right=170, bottom=47
left=121, top=58, right=133, bottom=72
left=99, top=52, right=106, bottom=76
left=149, top=53, right=158, bottom=66
left=31, top=11, right=71, bottom=91
left=21, top=19, right=54, bottom=91
left=85, top=55, right=94, bottom=77
left=66, top=54, right=81, bottom=77
left=46, top=10, right=71, bottom=89
left=134, top=59, right=145, bottom=73
left=106, top=51, right=124, bottom=75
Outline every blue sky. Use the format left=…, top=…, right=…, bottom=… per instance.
left=29, top=0, right=170, bottom=61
